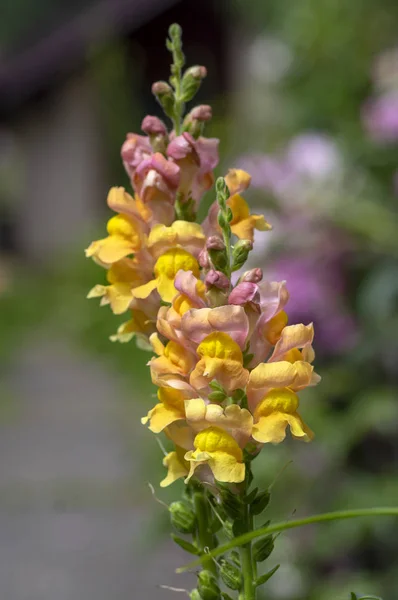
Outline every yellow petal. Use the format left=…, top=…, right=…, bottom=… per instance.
left=131, top=279, right=158, bottom=299
left=160, top=449, right=189, bottom=487
left=148, top=221, right=205, bottom=258
left=269, top=323, right=314, bottom=362
left=225, top=169, right=252, bottom=195
left=185, top=399, right=253, bottom=447
left=264, top=311, right=288, bottom=345
left=247, top=361, right=314, bottom=409
left=185, top=426, right=245, bottom=483
left=85, top=236, right=134, bottom=264
left=154, top=248, right=200, bottom=302
left=252, top=388, right=313, bottom=444
left=142, top=389, right=185, bottom=433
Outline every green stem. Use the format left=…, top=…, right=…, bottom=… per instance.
left=193, top=490, right=217, bottom=576
left=176, top=507, right=398, bottom=572
left=238, top=465, right=256, bottom=600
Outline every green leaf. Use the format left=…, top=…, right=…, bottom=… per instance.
left=255, top=564, right=280, bottom=587
left=171, top=534, right=199, bottom=555
left=244, top=487, right=258, bottom=504
left=250, top=491, right=271, bottom=516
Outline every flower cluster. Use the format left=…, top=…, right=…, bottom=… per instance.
left=84, top=25, right=324, bottom=600
left=85, top=25, right=320, bottom=491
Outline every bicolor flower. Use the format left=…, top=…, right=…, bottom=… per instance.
left=132, top=248, right=200, bottom=303
left=185, top=398, right=253, bottom=447
left=184, top=426, right=245, bottom=483
left=85, top=192, right=147, bottom=265
left=86, top=259, right=147, bottom=314
left=227, top=193, right=272, bottom=241
left=141, top=387, right=187, bottom=433
left=121, top=133, right=152, bottom=180
left=247, top=360, right=315, bottom=411
left=147, top=221, right=206, bottom=259
left=181, top=305, right=249, bottom=349
left=149, top=333, right=197, bottom=387
left=252, top=387, right=313, bottom=444
left=133, top=153, right=180, bottom=225
left=190, top=332, right=249, bottom=394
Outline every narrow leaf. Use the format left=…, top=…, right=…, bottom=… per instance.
left=171, top=534, right=199, bottom=555
left=255, top=564, right=280, bottom=587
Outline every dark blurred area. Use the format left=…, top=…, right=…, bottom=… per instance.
left=0, top=1, right=397, bottom=599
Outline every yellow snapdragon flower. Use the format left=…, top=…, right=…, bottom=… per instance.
left=190, top=331, right=249, bottom=394
left=252, top=387, right=313, bottom=444
left=185, top=426, right=245, bottom=483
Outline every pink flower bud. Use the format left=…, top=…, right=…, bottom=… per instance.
left=241, top=268, right=263, bottom=283
left=151, top=81, right=172, bottom=96
left=141, top=116, right=167, bottom=136
left=198, top=249, right=211, bottom=269
left=189, top=105, right=212, bottom=122
left=229, top=282, right=260, bottom=306
left=206, top=236, right=225, bottom=251
left=185, top=66, right=207, bottom=80
left=205, top=270, right=230, bottom=290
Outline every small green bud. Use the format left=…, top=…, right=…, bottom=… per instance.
left=216, top=177, right=230, bottom=202
left=219, top=559, right=242, bottom=590
left=250, top=490, right=271, bottom=516
left=253, top=535, right=274, bottom=562
left=219, top=487, right=242, bottom=520
left=190, top=590, right=202, bottom=600
left=232, top=239, right=253, bottom=272
left=181, top=66, right=207, bottom=102
left=169, top=501, right=196, bottom=534
left=197, top=570, right=221, bottom=600
left=208, top=390, right=227, bottom=403
left=207, top=248, right=228, bottom=272
left=152, top=81, right=175, bottom=118
left=226, top=207, right=233, bottom=223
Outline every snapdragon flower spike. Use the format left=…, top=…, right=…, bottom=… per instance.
left=85, top=24, right=320, bottom=497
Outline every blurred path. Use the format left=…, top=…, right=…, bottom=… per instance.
left=0, top=335, right=190, bottom=600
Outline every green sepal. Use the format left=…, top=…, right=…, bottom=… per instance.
left=244, top=487, right=258, bottom=504
left=219, top=487, right=242, bottom=520
left=208, top=390, right=227, bottom=403
left=197, top=570, right=221, bottom=600
left=219, top=559, right=242, bottom=590
left=171, top=534, right=199, bottom=555
left=255, top=564, right=280, bottom=587
left=250, top=491, right=271, bottom=516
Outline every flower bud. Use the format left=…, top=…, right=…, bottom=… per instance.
left=152, top=81, right=175, bottom=118
left=253, top=535, right=274, bottom=562
left=181, top=66, right=207, bottom=102
left=219, top=559, right=242, bottom=591
left=205, top=270, right=230, bottom=291
left=183, top=105, right=213, bottom=137
left=190, top=590, right=201, bottom=600
left=232, top=239, right=253, bottom=271
left=206, top=236, right=225, bottom=251
left=241, top=268, right=263, bottom=283
left=206, top=237, right=228, bottom=272
left=229, top=282, right=259, bottom=306
left=198, top=249, right=211, bottom=269
left=190, top=105, right=212, bottom=122
left=169, top=501, right=196, bottom=534
left=197, top=570, right=221, bottom=600
left=141, top=115, right=167, bottom=136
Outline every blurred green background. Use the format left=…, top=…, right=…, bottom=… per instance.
left=0, top=1, right=397, bottom=599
